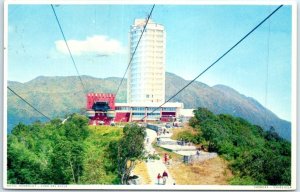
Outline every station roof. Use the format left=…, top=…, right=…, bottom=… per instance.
left=115, top=102, right=184, bottom=108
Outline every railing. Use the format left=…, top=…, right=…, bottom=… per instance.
left=183, top=152, right=218, bottom=164
left=157, top=140, right=178, bottom=145
left=147, top=123, right=163, bottom=132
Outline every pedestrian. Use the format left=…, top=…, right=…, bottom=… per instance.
left=196, top=149, right=200, bottom=156
left=164, top=153, right=168, bottom=164
left=166, top=154, right=169, bottom=164
left=162, top=170, right=168, bottom=185
left=146, top=137, right=149, bottom=144
left=157, top=173, right=162, bottom=185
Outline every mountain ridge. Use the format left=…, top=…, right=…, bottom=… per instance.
left=7, top=72, right=291, bottom=140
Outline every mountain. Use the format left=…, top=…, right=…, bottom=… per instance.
left=165, top=72, right=291, bottom=141
left=7, top=76, right=127, bottom=132
left=7, top=72, right=291, bottom=140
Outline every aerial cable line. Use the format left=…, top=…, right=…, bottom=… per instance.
left=141, top=4, right=283, bottom=121
left=50, top=4, right=87, bottom=94
left=114, top=4, right=155, bottom=96
left=7, top=86, right=52, bottom=121
left=264, top=6, right=272, bottom=128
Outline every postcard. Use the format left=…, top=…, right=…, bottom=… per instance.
left=3, top=0, right=297, bottom=190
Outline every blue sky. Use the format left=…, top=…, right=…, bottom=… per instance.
left=7, top=4, right=292, bottom=121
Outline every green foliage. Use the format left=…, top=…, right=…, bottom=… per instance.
left=7, top=114, right=90, bottom=184
left=107, top=123, right=146, bottom=184
left=229, top=176, right=258, bottom=185
left=175, top=130, right=202, bottom=144
left=190, top=108, right=291, bottom=186
left=7, top=118, right=125, bottom=185
left=147, top=153, right=160, bottom=160
left=7, top=76, right=127, bottom=133
left=188, top=116, right=199, bottom=127
left=80, top=125, right=122, bottom=184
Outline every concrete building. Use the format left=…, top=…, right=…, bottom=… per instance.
left=115, top=102, right=183, bottom=122
left=127, top=19, right=166, bottom=103
left=86, top=93, right=184, bottom=124
left=86, top=19, right=193, bottom=125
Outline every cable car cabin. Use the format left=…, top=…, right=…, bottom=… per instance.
left=86, top=93, right=116, bottom=125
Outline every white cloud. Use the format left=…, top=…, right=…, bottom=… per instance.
left=55, top=35, right=124, bottom=56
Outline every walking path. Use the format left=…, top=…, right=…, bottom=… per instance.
left=143, top=127, right=218, bottom=185
left=145, top=129, right=175, bottom=185
left=158, top=129, right=218, bottom=160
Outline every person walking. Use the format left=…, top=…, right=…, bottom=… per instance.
left=162, top=170, right=168, bottom=185
left=164, top=153, right=168, bottom=164
left=157, top=173, right=162, bottom=185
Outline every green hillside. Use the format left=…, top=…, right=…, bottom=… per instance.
left=7, top=109, right=291, bottom=185
left=165, top=73, right=291, bottom=141
left=188, top=108, right=291, bottom=185
left=7, top=72, right=291, bottom=140
left=8, top=114, right=123, bottom=184
left=7, top=76, right=127, bottom=131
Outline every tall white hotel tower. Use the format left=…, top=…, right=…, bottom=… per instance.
left=127, top=19, right=166, bottom=103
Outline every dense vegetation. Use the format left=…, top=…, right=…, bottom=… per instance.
left=80, top=125, right=122, bottom=184
left=107, top=123, right=146, bottom=184
left=188, top=108, right=291, bottom=185
left=7, top=107, right=291, bottom=185
left=8, top=114, right=89, bottom=184
left=7, top=115, right=146, bottom=185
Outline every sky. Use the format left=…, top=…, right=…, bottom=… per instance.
left=7, top=4, right=293, bottom=121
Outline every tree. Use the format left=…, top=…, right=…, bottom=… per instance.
left=50, top=140, right=85, bottom=184
left=189, top=108, right=291, bottom=185
left=264, top=126, right=280, bottom=141
left=193, top=108, right=215, bottom=123
left=108, top=123, right=146, bottom=184
left=7, top=114, right=89, bottom=184
left=50, top=114, right=89, bottom=184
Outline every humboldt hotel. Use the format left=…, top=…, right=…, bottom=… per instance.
left=87, top=19, right=192, bottom=124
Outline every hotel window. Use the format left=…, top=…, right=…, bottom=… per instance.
left=162, top=107, right=176, bottom=112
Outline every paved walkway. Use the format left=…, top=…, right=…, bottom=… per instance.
left=145, top=129, right=175, bottom=185
left=143, top=127, right=218, bottom=185
left=157, top=129, right=218, bottom=159
left=158, top=131, right=197, bottom=155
